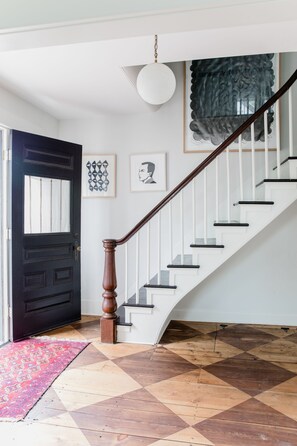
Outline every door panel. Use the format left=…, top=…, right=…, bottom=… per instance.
left=11, top=130, right=82, bottom=341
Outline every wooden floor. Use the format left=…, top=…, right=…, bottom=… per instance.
left=1, top=318, right=297, bottom=445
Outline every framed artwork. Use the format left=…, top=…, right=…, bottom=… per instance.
left=130, top=153, right=167, bottom=192
left=183, top=54, right=279, bottom=152
left=82, top=154, right=116, bottom=198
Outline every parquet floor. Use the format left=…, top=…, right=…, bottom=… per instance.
left=1, top=317, right=297, bottom=445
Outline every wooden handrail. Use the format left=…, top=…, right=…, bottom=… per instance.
left=115, top=69, right=297, bottom=246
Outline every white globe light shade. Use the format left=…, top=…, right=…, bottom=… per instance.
left=136, top=63, right=176, bottom=105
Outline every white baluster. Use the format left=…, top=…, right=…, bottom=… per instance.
left=180, top=191, right=184, bottom=263
left=289, top=88, right=294, bottom=157
left=157, top=212, right=161, bottom=284
left=192, top=179, right=196, bottom=243
left=215, top=157, right=219, bottom=222
left=169, top=201, right=172, bottom=264
left=147, top=222, right=150, bottom=284
left=135, top=233, right=139, bottom=303
left=226, top=149, right=231, bottom=222
left=276, top=100, right=281, bottom=179
left=264, top=110, right=269, bottom=179
left=125, top=243, right=128, bottom=303
left=238, top=135, right=243, bottom=201
left=203, top=169, right=208, bottom=242
left=251, top=123, right=256, bottom=200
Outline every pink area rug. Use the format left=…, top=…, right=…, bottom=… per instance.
left=0, top=338, right=88, bottom=421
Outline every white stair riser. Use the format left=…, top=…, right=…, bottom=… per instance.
left=289, top=160, right=297, bottom=179
left=264, top=182, right=297, bottom=201
left=239, top=205, right=273, bottom=225
left=215, top=227, right=248, bottom=245
left=273, top=159, right=297, bottom=179
left=191, top=248, right=224, bottom=263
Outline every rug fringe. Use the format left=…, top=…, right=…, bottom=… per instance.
left=31, top=335, right=90, bottom=343
left=0, top=417, right=22, bottom=422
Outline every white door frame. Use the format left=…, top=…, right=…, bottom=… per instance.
left=1, top=126, right=11, bottom=344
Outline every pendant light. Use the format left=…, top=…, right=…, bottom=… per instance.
left=136, top=35, right=176, bottom=105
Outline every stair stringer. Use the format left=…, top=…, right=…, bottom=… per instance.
left=117, top=182, right=297, bottom=345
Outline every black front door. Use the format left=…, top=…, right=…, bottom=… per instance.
left=11, top=130, right=82, bottom=341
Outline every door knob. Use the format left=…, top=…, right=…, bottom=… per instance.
left=73, top=243, right=81, bottom=260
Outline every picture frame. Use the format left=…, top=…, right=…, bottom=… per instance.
left=183, top=54, right=280, bottom=153
left=130, top=153, right=167, bottom=192
left=82, top=154, right=116, bottom=198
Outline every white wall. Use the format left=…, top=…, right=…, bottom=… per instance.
left=59, top=55, right=297, bottom=325
left=0, top=86, right=58, bottom=137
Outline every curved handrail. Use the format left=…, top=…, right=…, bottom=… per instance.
left=115, top=69, right=297, bottom=246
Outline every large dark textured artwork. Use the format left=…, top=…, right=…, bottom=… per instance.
left=184, top=54, right=279, bottom=152
left=82, top=155, right=116, bottom=197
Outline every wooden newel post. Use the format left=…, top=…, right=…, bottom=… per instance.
left=101, top=239, right=117, bottom=343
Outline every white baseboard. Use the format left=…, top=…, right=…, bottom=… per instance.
left=171, top=308, right=297, bottom=326
left=81, top=299, right=101, bottom=316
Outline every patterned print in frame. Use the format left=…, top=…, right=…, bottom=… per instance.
left=82, top=155, right=116, bottom=198
left=184, top=54, right=279, bottom=152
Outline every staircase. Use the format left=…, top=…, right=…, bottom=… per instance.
left=101, top=70, right=297, bottom=345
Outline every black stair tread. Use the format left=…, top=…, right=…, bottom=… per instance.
left=145, top=270, right=171, bottom=286
left=167, top=264, right=200, bottom=268
left=126, top=287, right=148, bottom=306
left=144, top=283, right=177, bottom=289
left=256, top=178, right=297, bottom=187
left=234, top=201, right=274, bottom=205
left=273, top=156, right=297, bottom=170
left=167, top=254, right=200, bottom=268
left=190, top=237, right=224, bottom=248
left=190, top=243, right=225, bottom=248
left=123, top=303, right=154, bottom=308
left=214, top=221, right=249, bottom=227
left=117, top=320, right=133, bottom=326
left=116, top=306, right=132, bottom=326
left=116, top=270, right=176, bottom=325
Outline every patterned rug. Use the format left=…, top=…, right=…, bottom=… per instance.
left=0, top=338, right=89, bottom=421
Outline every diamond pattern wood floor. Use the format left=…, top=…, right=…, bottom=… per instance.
left=1, top=317, right=297, bottom=445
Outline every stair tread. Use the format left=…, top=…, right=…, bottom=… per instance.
left=123, top=303, right=154, bottom=308
left=167, top=254, right=199, bottom=268
left=117, top=321, right=133, bottom=326
left=214, top=221, right=249, bottom=227
left=167, top=264, right=200, bottom=268
left=190, top=237, right=224, bottom=248
left=256, top=178, right=297, bottom=187
left=144, top=283, right=177, bottom=289
left=116, top=307, right=132, bottom=326
left=191, top=243, right=225, bottom=248
left=234, top=201, right=274, bottom=205
left=145, top=270, right=171, bottom=286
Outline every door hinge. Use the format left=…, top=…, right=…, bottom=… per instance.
left=8, top=306, right=12, bottom=318
left=6, top=228, right=12, bottom=240
left=2, top=149, right=11, bottom=161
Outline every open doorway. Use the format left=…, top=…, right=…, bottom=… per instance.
left=0, top=126, right=11, bottom=345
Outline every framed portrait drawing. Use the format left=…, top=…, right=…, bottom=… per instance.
left=130, top=153, right=166, bottom=192
left=82, top=154, right=116, bottom=198
left=184, top=54, right=279, bottom=152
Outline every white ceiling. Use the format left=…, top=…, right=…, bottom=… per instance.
left=0, top=0, right=296, bottom=119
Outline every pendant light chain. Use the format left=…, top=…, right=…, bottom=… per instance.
left=136, top=33, right=176, bottom=105
left=154, top=35, right=158, bottom=63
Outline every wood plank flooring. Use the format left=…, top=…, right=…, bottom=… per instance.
left=1, top=317, right=297, bottom=445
